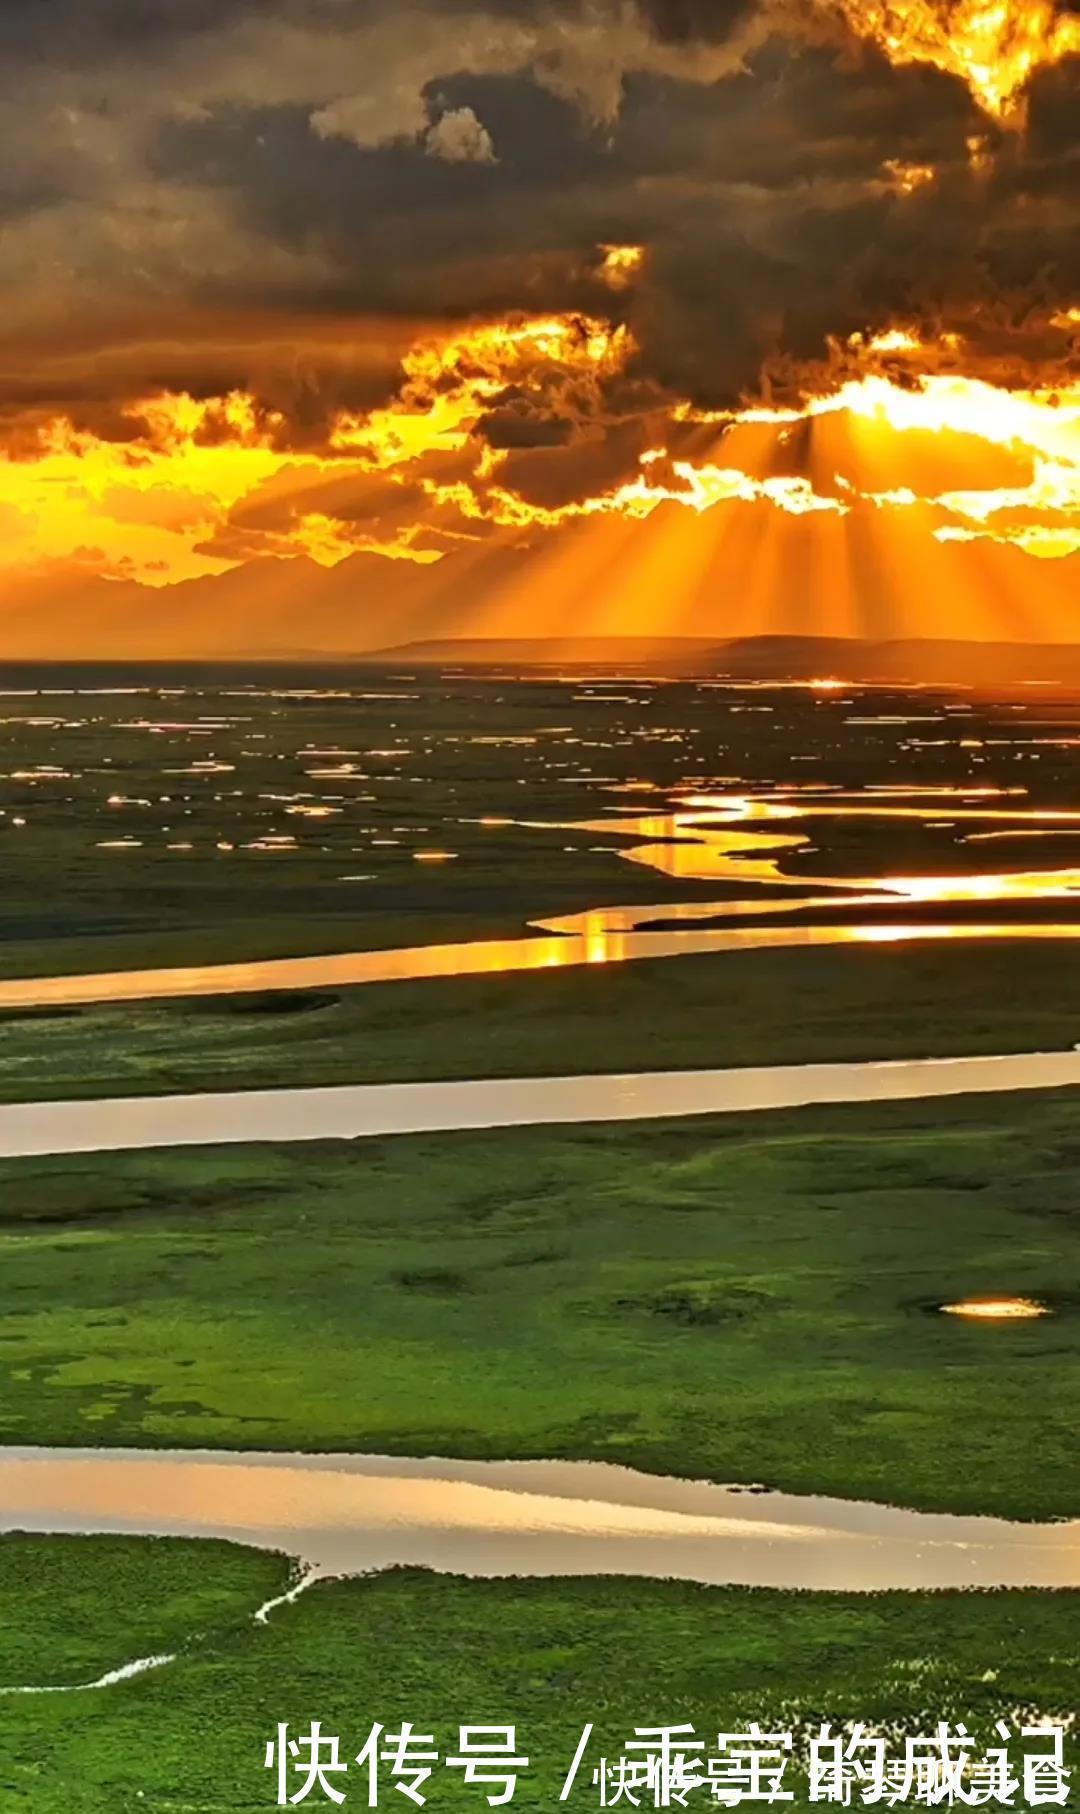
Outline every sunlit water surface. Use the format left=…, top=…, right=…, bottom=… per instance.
left=5, top=680, right=1080, bottom=1004
left=4, top=1051, right=1080, bottom=1157
left=2, top=1448, right=1077, bottom=1592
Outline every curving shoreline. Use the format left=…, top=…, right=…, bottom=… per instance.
left=6, top=919, right=1080, bottom=1015
left=2, top=1447, right=1079, bottom=1593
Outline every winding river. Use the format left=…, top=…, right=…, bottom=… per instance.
left=6, top=922, right=1080, bottom=1014
left=4, top=791, right=1080, bottom=1010
left=3, top=790, right=1080, bottom=1625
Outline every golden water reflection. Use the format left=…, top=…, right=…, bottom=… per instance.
left=6, top=786, right=1080, bottom=1009
left=7, top=921, right=1080, bottom=1010
left=941, top=1298, right=1050, bottom=1320
left=558, top=791, right=1080, bottom=911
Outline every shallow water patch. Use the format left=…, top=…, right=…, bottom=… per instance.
left=940, top=1297, right=1051, bottom=1321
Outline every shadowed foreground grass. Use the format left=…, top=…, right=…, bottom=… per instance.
left=0, top=1537, right=1076, bottom=1812
left=1, top=1090, right=1078, bottom=1517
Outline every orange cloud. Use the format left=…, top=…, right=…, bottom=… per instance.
left=826, top=0, right=1080, bottom=122
left=1, top=304, right=1077, bottom=606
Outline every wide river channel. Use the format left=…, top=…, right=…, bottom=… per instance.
left=3, top=1050, right=1080, bottom=1157
left=2, top=1448, right=1077, bottom=1594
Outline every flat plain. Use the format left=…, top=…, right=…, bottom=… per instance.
left=2, top=665, right=1079, bottom=1810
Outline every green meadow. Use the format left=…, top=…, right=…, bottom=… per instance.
left=1, top=1536, right=1076, bottom=1812
left=1, top=1089, right=1077, bottom=1518
left=3, top=673, right=1080, bottom=1808
left=4, top=938, right=1080, bottom=1104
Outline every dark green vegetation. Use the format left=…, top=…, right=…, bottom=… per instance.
left=3, top=940, right=1080, bottom=1102
left=3, top=667, right=1080, bottom=978
left=2, top=1091, right=1078, bottom=1516
left=0, top=1537, right=1076, bottom=1811
left=0, top=668, right=685, bottom=976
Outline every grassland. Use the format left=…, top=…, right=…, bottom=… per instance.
left=0, top=670, right=745, bottom=977
left=0, top=1536, right=1076, bottom=1812
left=4, top=667, right=1080, bottom=984
left=4, top=672, right=1080, bottom=1812
left=1, top=1090, right=1077, bottom=1517
left=5, top=938, right=1080, bottom=1103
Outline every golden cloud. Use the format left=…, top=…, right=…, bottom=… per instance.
left=1, top=302, right=1078, bottom=598
left=825, top=0, right=1080, bottom=122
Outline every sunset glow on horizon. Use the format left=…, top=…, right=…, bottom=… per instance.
left=0, top=0, right=1076, bottom=655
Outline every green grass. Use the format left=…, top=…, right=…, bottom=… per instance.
left=5, top=939, right=1080, bottom=1102
left=5, top=676, right=1079, bottom=1812
left=1, top=1091, right=1078, bottom=1516
left=0, top=1538, right=1076, bottom=1812
left=0, top=1535, right=286, bottom=1686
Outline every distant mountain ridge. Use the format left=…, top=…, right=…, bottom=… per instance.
left=1, top=532, right=1078, bottom=664
left=362, top=634, right=1080, bottom=685
left=7, top=633, right=1080, bottom=687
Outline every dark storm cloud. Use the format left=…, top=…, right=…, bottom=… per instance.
left=475, top=405, right=576, bottom=447
left=492, top=415, right=657, bottom=505
left=636, top=0, right=760, bottom=43
left=154, top=33, right=1077, bottom=407
left=0, top=305, right=426, bottom=456
left=0, top=0, right=1075, bottom=445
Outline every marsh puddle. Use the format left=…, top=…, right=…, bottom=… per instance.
left=1, top=1448, right=1077, bottom=1592
left=941, top=1297, right=1051, bottom=1321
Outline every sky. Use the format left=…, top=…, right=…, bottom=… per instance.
left=0, top=0, right=1078, bottom=655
